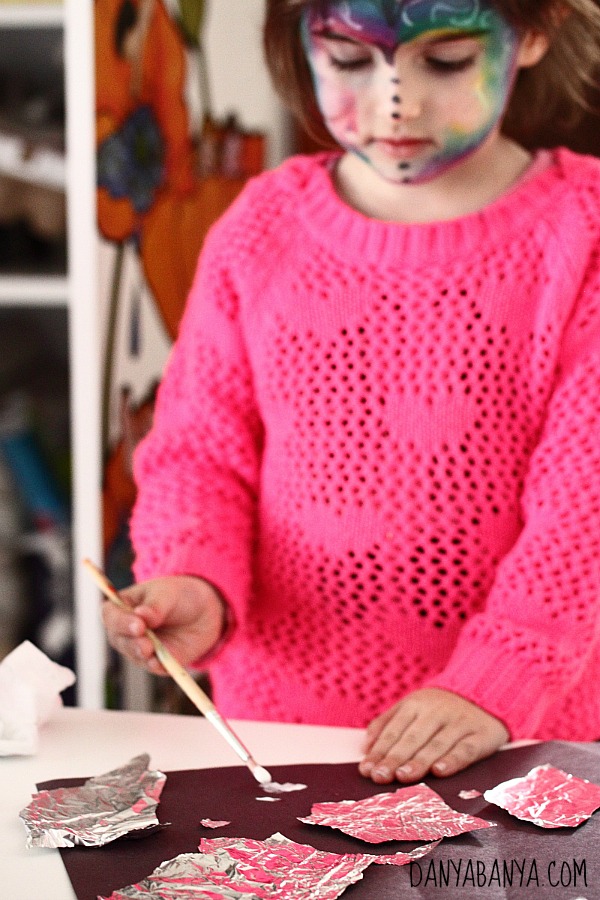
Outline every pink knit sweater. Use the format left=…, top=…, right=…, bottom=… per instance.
left=131, top=148, right=600, bottom=740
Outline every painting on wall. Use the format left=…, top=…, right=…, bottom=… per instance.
left=95, top=0, right=265, bottom=608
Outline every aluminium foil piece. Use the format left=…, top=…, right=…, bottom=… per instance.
left=98, top=831, right=439, bottom=899
left=483, top=764, right=600, bottom=828
left=99, top=832, right=373, bottom=899
left=20, top=753, right=165, bottom=849
left=298, top=782, right=494, bottom=842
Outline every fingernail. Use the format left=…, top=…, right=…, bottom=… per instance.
left=396, top=764, right=413, bottom=778
left=433, top=761, right=447, bottom=773
left=359, top=761, right=374, bottom=776
left=373, top=766, right=391, bottom=779
left=128, top=620, right=141, bottom=636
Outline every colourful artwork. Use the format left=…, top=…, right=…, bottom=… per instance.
left=96, top=0, right=263, bottom=342
left=95, top=0, right=264, bottom=574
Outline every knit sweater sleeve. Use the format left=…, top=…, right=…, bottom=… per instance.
left=129, top=206, right=262, bottom=626
left=428, top=228, right=600, bottom=739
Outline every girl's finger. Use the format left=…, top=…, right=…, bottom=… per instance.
left=362, top=704, right=398, bottom=752
left=430, top=725, right=508, bottom=778
left=118, top=584, right=147, bottom=608
left=430, top=738, right=482, bottom=778
left=360, top=708, right=429, bottom=780
left=391, top=726, right=473, bottom=782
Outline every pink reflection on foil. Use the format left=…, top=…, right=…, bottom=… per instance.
left=206, top=833, right=439, bottom=870
left=368, top=840, right=441, bottom=865
left=99, top=832, right=441, bottom=899
left=19, top=754, right=166, bottom=849
left=299, top=783, right=495, bottom=842
left=483, top=764, right=600, bottom=828
left=199, top=819, right=231, bottom=829
left=458, top=789, right=483, bottom=800
left=100, top=832, right=373, bottom=899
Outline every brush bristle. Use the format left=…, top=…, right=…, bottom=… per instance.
left=252, top=764, right=273, bottom=785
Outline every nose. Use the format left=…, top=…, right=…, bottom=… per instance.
left=377, top=60, right=423, bottom=125
left=395, top=89, right=422, bottom=121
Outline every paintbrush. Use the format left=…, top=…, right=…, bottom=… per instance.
left=83, top=558, right=272, bottom=786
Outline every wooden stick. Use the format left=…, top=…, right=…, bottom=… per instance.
left=83, top=558, right=272, bottom=784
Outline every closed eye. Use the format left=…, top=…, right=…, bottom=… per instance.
left=426, top=55, right=477, bottom=74
left=329, top=55, right=372, bottom=72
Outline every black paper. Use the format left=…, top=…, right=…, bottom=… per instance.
left=38, top=740, right=600, bottom=899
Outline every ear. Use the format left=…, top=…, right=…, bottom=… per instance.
left=516, top=30, right=551, bottom=69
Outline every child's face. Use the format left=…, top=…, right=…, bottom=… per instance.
left=301, top=0, right=521, bottom=185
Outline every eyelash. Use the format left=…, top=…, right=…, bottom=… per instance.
left=329, top=56, right=371, bottom=72
left=328, top=55, right=477, bottom=74
left=426, top=56, right=477, bottom=74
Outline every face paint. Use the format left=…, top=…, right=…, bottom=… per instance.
left=301, top=0, right=520, bottom=185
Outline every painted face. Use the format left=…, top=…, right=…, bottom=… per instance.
left=301, top=0, right=520, bottom=184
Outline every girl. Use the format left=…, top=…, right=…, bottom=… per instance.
left=103, top=0, right=600, bottom=786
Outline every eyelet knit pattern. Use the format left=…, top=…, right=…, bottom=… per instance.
left=131, top=149, right=600, bottom=740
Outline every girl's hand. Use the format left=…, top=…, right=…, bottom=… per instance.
left=359, top=688, right=509, bottom=784
left=101, top=575, right=227, bottom=675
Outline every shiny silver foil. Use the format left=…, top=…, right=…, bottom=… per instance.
left=99, top=832, right=375, bottom=899
left=200, top=819, right=231, bottom=829
left=202, top=833, right=439, bottom=869
left=298, top=783, right=495, bottom=842
left=20, top=753, right=166, bottom=849
left=366, top=839, right=441, bottom=866
left=458, top=789, right=482, bottom=800
left=100, top=830, right=441, bottom=898
left=483, top=763, right=600, bottom=828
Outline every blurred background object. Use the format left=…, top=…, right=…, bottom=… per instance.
left=0, top=26, right=66, bottom=275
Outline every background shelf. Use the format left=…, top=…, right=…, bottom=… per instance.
left=0, top=274, right=67, bottom=305
left=0, top=4, right=63, bottom=28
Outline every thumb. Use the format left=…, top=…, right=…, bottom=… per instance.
left=132, top=602, right=166, bottom=632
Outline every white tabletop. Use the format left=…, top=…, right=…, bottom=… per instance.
left=1, top=707, right=363, bottom=900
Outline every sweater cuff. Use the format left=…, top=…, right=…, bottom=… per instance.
left=426, top=642, right=554, bottom=741
left=133, top=539, right=250, bottom=629
left=133, top=541, right=244, bottom=669
left=190, top=592, right=236, bottom=669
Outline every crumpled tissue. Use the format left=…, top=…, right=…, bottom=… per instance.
left=0, top=640, right=75, bottom=756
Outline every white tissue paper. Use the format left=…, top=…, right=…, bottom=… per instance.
left=0, top=640, right=75, bottom=755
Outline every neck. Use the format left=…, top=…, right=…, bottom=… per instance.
left=334, top=134, right=533, bottom=224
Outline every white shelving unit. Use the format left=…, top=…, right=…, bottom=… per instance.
left=0, top=274, right=68, bottom=305
left=0, top=3, right=63, bottom=27
left=0, top=1, right=104, bottom=707
left=64, top=0, right=104, bottom=709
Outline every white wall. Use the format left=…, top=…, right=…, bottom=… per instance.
left=204, top=0, right=290, bottom=167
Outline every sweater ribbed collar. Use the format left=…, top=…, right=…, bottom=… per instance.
left=287, top=148, right=572, bottom=267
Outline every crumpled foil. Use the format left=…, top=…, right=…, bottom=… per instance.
left=483, top=764, right=600, bottom=828
left=99, top=832, right=440, bottom=899
left=298, top=783, right=495, bottom=842
left=365, top=840, right=441, bottom=866
left=20, top=753, right=166, bottom=848
left=200, top=818, right=231, bottom=829
left=458, top=789, right=483, bottom=800
left=99, top=832, right=373, bottom=899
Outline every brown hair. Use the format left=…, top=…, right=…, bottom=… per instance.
left=263, top=0, right=600, bottom=146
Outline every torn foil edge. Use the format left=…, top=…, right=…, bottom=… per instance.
left=20, top=753, right=166, bottom=849
left=99, top=832, right=440, bottom=900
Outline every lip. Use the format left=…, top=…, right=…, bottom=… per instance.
left=373, top=138, right=433, bottom=160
